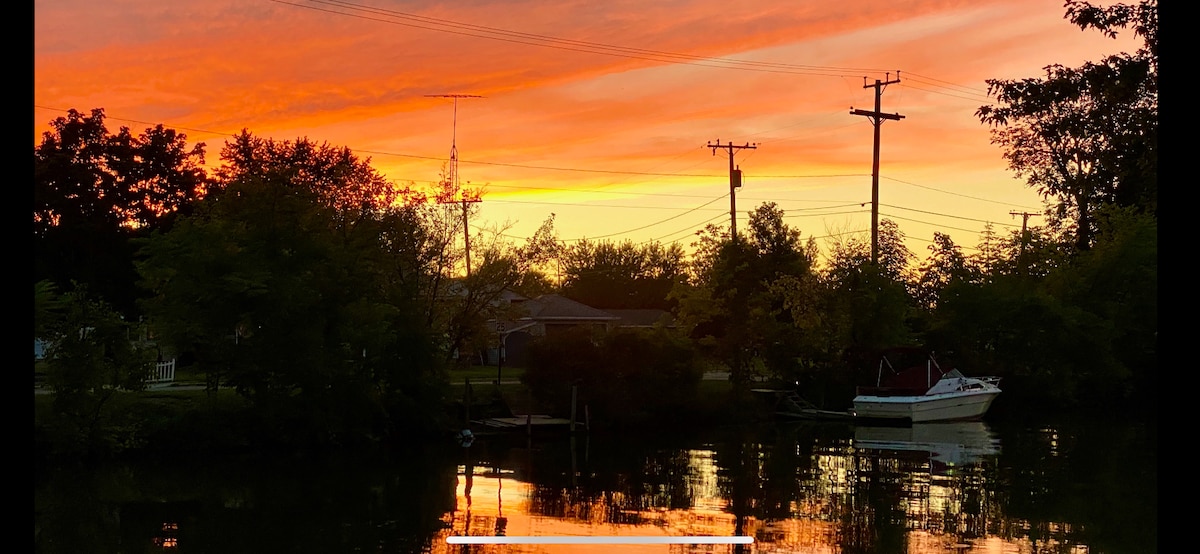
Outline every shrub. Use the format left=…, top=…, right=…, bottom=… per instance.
left=523, top=327, right=701, bottom=429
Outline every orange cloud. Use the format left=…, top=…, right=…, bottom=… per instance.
left=36, top=0, right=1145, bottom=258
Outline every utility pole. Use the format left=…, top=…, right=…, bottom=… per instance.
left=706, top=140, right=757, bottom=239
left=1009, top=211, right=1040, bottom=273
left=427, top=93, right=484, bottom=277
left=850, top=72, right=904, bottom=266
left=454, top=192, right=481, bottom=277
left=495, top=320, right=505, bottom=385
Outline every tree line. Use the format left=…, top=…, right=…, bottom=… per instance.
left=35, top=1, right=1155, bottom=454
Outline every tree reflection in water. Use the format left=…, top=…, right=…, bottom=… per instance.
left=35, top=419, right=1155, bottom=553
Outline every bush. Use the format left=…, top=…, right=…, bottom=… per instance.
left=523, top=327, right=701, bottom=429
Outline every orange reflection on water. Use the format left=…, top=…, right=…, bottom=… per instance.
left=430, top=429, right=1099, bottom=554
left=433, top=460, right=837, bottom=554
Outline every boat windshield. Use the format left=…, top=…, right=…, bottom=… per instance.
left=943, top=369, right=964, bottom=379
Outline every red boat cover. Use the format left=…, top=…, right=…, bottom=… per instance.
left=857, top=364, right=946, bottom=397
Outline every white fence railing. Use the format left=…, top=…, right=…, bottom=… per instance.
left=150, top=359, right=176, bottom=384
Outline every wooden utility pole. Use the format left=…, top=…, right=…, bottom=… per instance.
left=454, top=193, right=481, bottom=277
left=850, top=73, right=904, bottom=266
left=1010, top=211, right=1040, bottom=273
left=706, top=140, right=757, bottom=239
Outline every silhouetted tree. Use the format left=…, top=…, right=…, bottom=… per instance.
left=913, top=232, right=974, bottom=310
left=138, top=137, right=444, bottom=444
left=819, top=218, right=916, bottom=351
left=560, top=239, right=687, bottom=310
left=34, top=108, right=208, bottom=315
left=673, top=203, right=820, bottom=390
left=977, top=0, right=1156, bottom=251
left=39, top=285, right=156, bottom=457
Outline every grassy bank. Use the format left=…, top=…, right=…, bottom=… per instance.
left=34, top=366, right=757, bottom=460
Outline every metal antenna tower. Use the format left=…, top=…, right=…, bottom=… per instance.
left=426, top=94, right=485, bottom=276
left=426, top=94, right=484, bottom=194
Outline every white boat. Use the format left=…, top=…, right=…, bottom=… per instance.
left=851, top=350, right=1001, bottom=423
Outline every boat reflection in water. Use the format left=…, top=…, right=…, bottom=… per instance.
left=40, top=417, right=1158, bottom=554
left=853, top=421, right=1001, bottom=472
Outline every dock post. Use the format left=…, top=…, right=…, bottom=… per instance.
left=464, top=378, right=471, bottom=428
left=570, top=385, right=578, bottom=433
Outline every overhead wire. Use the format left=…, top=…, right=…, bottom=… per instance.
left=275, top=0, right=1037, bottom=104
left=34, top=103, right=1037, bottom=247
left=35, top=105, right=1027, bottom=212
left=560, top=194, right=731, bottom=241
left=901, top=72, right=991, bottom=97
left=278, top=0, right=893, bottom=78
left=879, top=203, right=1022, bottom=227
left=881, top=176, right=1041, bottom=210
left=649, top=212, right=730, bottom=245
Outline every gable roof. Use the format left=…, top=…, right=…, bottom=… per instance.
left=604, top=309, right=675, bottom=328
left=516, top=294, right=620, bottom=321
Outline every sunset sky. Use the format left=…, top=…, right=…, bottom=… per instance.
left=34, top=0, right=1143, bottom=263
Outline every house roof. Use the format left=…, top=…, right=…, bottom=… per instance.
left=516, top=294, right=620, bottom=321
left=604, top=309, right=675, bottom=328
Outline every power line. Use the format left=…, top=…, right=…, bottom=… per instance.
left=880, top=176, right=1041, bottom=210
left=898, top=83, right=993, bottom=103
left=34, top=105, right=1039, bottom=213
left=878, top=213, right=994, bottom=235
left=901, top=72, right=990, bottom=97
left=879, top=203, right=1022, bottom=227
left=782, top=203, right=868, bottom=212
left=904, top=233, right=982, bottom=252
left=782, top=209, right=871, bottom=219
left=275, top=0, right=894, bottom=79
left=485, top=198, right=727, bottom=211
left=475, top=205, right=1002, bottom=253
left=282, top=0, right=1027, bottom=109
left=650, top=212, right=730, bottom=245
left=485, top=182, right=718, bottom=199
left=564, top=194, right=731, bottom=241
left=34, top=105, right=238, bottom=139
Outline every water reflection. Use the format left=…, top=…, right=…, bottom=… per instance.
left=853, top=421, right=1001, bottom=471
left=35, top=419, right=1155, bottom=553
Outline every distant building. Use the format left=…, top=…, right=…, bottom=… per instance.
left=604, top=308, right=676, bottom=330
left=481, top=294, right=679, bottom=367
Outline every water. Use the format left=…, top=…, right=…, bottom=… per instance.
left=34, top=417, right=1155, bottom=553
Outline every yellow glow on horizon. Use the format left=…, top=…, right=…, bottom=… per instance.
left=36, top=0, right=1143, bottom=258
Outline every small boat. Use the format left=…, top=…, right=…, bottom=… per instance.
left=752, top=388, right=854, bottom=420
left=851, top=349, right=1001, bottom=423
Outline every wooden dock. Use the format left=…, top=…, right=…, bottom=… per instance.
left=461, top=377, right=588, bottom=436
left=752, top=388, right=855, bottom=421
left=472, top=414, right=580, bottom=431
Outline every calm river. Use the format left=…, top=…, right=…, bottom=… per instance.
left=34, top=416, right=1155, bottom=553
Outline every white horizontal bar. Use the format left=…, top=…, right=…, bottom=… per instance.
left=446, top=536, right=753, bottom=545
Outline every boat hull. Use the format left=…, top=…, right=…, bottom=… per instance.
left=851, top=390, right=999, bottom=423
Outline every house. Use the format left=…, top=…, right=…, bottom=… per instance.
left=512, top=294, right=621, bottom=337
left=481, top=295, right=678, bottom=367
left=480, top=294, right=617, bottom=367
left=603, top=308, right=676, bottom=330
